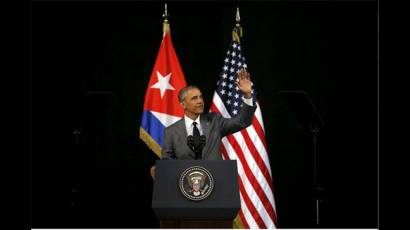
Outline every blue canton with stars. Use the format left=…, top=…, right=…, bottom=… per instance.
left=216, top=39, right=256, bottom=117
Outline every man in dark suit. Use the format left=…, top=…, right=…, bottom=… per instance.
left=151, top=68, right=255, bottom=178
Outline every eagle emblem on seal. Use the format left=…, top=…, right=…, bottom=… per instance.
left=179, top=166, right=214, bottom=201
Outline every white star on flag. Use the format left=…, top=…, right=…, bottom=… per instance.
left=150, top=71, right=175, bottom=98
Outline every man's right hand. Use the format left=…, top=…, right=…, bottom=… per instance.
left=150, top=165, right=156, bottom=180
left=236, top=68, right=253, bottom=98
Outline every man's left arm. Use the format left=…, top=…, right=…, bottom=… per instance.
left=219, top=99, right=256, bottom=136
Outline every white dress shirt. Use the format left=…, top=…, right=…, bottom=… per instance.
left=184, top=115, right=203, bottom=136
left=242, top=96, right=253, bottom=106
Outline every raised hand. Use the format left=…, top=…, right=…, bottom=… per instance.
left=236, top=68, right=253, bottom=98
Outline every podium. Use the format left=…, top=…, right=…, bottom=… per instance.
left=152, top=160, right=240, bottom=228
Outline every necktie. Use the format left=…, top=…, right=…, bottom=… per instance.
left=192, top=122, right=201, bottom=148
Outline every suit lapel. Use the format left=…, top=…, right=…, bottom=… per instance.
left=176, top=117, right=195, bottom=159
left=200, top=115, right=211, bottom=156
left=177, top=117, right=188, bottom=138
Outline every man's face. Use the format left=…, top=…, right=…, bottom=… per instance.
left=182, top=88, right=204, bottom=116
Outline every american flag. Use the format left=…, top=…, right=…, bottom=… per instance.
left=210, top=27, right=278, bottom=228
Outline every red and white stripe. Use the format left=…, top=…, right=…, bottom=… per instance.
left=210, top=92, right=278, bottom=229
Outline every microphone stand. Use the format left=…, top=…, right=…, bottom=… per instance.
left=279, top=90, right=325, bottom=227
left=187, top=135, right=206, bottom=160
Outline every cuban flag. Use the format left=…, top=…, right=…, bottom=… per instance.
left=139, top=24, right=187, bottom=157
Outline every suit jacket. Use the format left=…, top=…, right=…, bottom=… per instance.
left=161, top=103, right=257, bottom=160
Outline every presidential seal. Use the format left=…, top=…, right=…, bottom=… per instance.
left=179, top=166, right=214, bottom=201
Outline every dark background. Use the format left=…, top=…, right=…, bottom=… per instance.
left=31, top=0, right=378, bottom=228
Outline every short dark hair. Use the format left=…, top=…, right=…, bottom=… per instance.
left=178, top=85, right=199, bottom=103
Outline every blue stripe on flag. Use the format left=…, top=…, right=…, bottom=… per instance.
left=141, top=110, right=166, bottom=147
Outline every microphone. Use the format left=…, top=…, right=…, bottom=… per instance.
left=187, top=135, right=206, bottom=160
left=200, top=135, right=206, bottom=149
left=187, top=135, right=195, bottom=152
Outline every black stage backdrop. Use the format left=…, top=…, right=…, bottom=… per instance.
left=31, top=0, right=378, bottom=228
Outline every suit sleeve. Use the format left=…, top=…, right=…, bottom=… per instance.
left=219, top=102, right=257, bottom=137
left=161, top=127, right=176, bottom=160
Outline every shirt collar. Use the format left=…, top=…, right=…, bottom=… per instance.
left=184, top=114, right=201, bottom=128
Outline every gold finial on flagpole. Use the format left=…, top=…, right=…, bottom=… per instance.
left=162, top=3, right=170, bottom=33
left=236, top=6, right=240, bottom=26
left=163, top=3, right=168, bottom=21
left=233, top=7, right=243, bottom=42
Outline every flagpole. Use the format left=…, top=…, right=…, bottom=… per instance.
left=162, top=3, right=170, bottom=34
left=232, top=7, right=245, bottom=229
left=233, top=7, right=243, bottom=43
